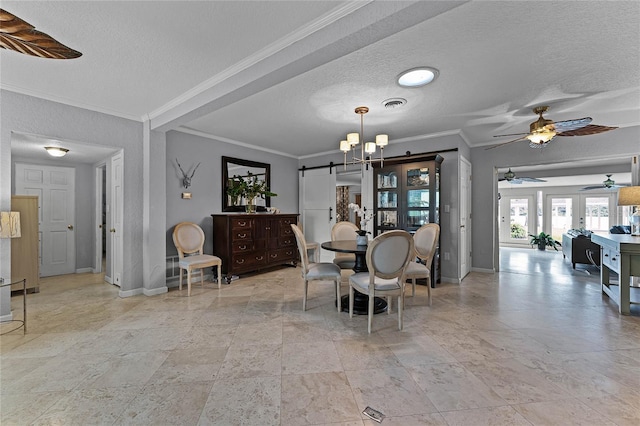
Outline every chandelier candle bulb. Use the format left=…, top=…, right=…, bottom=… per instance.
left=365, top=142, right=376, bottom=154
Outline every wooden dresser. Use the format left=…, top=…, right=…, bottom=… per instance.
left=211, top=213, right=299, bottom=283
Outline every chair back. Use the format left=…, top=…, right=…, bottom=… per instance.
left=290, top=223, right=309, bottom=273
left=413, top=223, right=440, bottom=264
left=172, top=222, right=205, bottom=258
left=331, top=221, right=359, bottom=241
left=366, top=230, right=414, bottom=280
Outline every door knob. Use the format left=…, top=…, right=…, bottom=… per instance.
left=67, top=225, right=74, bottom=230
left=110, top=228, right=116, bottom=233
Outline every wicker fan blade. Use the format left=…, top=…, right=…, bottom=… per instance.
left=0, top=9, right=82, bottom=59
left=493, top=132, right=529, bottom=138
left=518, top=177, right=547, bottom=183
left=486, top=135, right=527, bottom=150
left=552, top=117, right=592, bottom=132
left=557, top=124, right=618, bottom=137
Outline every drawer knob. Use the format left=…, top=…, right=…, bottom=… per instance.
left=256, top=256, right=264, bottom=261
left=238, top=233, right=246, bottom=238
left=239, top=245, right=247, bottom=250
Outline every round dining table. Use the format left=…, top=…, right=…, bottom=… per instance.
left=320, top=240, right=387, bottom=315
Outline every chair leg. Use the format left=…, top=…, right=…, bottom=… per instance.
left=200, top=268, right=205, bottom=289
left=387, top=296, right=392, bottom=315
left=303, top=280, right=308, bottom=311
left=217, top=264, right=222, bottom=289
left=187, top=269, right=192, bottom=296
left=178, top=268, right=183, bottom=291
left=335, top=279, right=341, bottom=312
left=411, top=278, right=416, bottom=297
left=427, top=276, right=432, bottom=306
left=398, top=294, right=404, bottom=330
left=368, top=292, right=374, bottom=334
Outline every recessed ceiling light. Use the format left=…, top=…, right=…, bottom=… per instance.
left=44, top=146, right=69, bottom=157
left=397, top=67, right=439, bottom=88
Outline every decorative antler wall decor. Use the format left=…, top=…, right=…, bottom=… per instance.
left=176, top=159, right=200, bottom=189
left=0, top=9, right=82, bottom=59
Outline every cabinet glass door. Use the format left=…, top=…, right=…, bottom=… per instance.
left=405, top=167, right=430, bottom=230
left=376, top=169, right=399, bottom=230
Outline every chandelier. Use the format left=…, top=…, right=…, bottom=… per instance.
left=339, top=106, right=388, bottom=170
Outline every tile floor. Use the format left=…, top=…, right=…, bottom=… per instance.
left=1, top=248, right=639, bottom=425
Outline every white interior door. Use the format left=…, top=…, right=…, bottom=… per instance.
left=459, top=157, right=471, bottom=279
left=299, top=167, right=336, bottom=262
left=110, top=151, right=124, bottom=287
left=15, top=163, right=75, bottom=276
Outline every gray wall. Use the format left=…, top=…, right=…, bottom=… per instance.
left=470, top=125, right=640, bottom=271
left=1, top=90, right=143, bottom=298
left=11, top=157, right=95, bottom=271
left=165, top=130, right=299, bottom=257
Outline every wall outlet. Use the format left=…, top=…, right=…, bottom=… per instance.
left=444, top=252, right=450, bottom=261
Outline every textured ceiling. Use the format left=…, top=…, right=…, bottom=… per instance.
left=2, top=1, right=639, bottom=160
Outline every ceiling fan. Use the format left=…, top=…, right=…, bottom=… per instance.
left=0, top=8, right=82, bottom=59
left=498, top=168, right=546, bottom=184
left=580, top=174, right=629, bottom=191
left=487, top=106, right=617, bottom=150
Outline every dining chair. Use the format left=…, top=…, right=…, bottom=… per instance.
left=172, top=222, right=222, bottom=296
left=331, top=221, right=359, bottom=269
left=297, top=220, right=320, bottom=263
left=291, top=224, right=342, bottom=311
left=349, top=230, right=414, bottom=333
left=404, top=223, right=440, bottom=304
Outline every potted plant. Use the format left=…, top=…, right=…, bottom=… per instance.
left=227, top=172, right=277, bottom=213
left=529, top=232, right=560, bottom=251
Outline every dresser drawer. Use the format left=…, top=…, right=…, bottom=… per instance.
left=602, top=247, right=621, bottom=272
left=279, top=236, right=295, bottom=247
left=231, top=251, right=267, bottom=269
left=231, top=218, right=253, bottom=230
left=268, top=247, right=296, bottom=264
left=232, top=229, right=253, bottom=242
left=232, top=241, right=254, bottom=254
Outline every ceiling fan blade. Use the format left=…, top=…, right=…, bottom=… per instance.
left=485, top=135, right=527, bottom=150
left=518, top=177, right=547, bottom=183
left=0, top=9, right=82, bottom=59
left=552, top=117, right=592, bottom=132
left=493, top=132, right=529, bottom=138
left=509, top=179, right=523, bottom=184
left=556, top=124, right=618, bottom=137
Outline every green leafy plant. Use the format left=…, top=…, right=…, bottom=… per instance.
left=226, top=172, right=277, bottom=203
left=529, top=232, right=560, bottom=250
left=510, top=223, right=527, bottom=239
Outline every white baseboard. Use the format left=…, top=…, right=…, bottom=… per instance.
left=143, top=286, right=168, bottom=296
left=118, top=288, right=143, bottom=298
left=104, top=275, right=113, bottom=284
left=76, top=267, right=93, bottom=274
left=0, top=312, right=13, bottom=322
left=440, top=276, right=461, bottom=284
left=471, top=267, right=495, bottom=273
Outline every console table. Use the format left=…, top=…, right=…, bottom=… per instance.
left=591, top=233, right=640, bottom=315
left=0, top=278, right=26, bottom=335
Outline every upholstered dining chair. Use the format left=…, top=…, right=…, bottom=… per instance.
left=349, top=230, right=414, bottom=333
left=172, top=222, right=222, bottom=296
left=404, top=223, right=440, bottom=304
left=291, top=224, right=342, bottom=312
left=331, top=221, right=359, bottom=269
left=297, top=220, right=320, bottom=263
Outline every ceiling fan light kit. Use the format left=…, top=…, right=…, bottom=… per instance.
left=488, top=105, right=617, bottom=150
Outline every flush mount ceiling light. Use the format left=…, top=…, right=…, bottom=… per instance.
left=397, top=67, right=439, bottom=88
left=339, top=106, right=388, bottom=171
left=44, top=146, right=69, bottom=157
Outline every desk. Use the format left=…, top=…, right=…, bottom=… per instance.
left=591, top=233, right=640, bottom=315
left=321, top=241, right=387, bottom=314
left=0, top=278, right=26, bottom=334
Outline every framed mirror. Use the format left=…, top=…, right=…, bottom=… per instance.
left=222, top=156, right=272, bottom=212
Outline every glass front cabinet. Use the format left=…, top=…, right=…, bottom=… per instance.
left=373, top=154, right=442, bottom=283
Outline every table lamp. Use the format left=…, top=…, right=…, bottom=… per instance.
left=618, top=186, right=640, bottom=236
